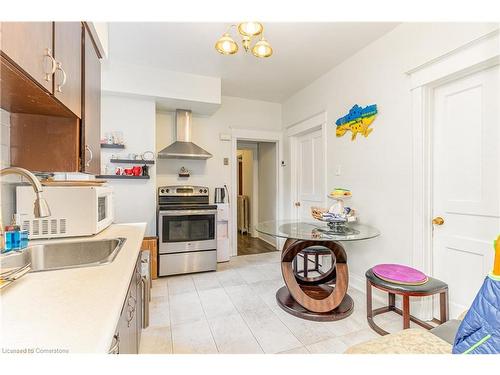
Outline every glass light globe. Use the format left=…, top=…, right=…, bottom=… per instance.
left=238, top=22, right=264, bottom=37
left=252, top=37, right=273, bottom=58
left=215, top=33, right=238, bottom=55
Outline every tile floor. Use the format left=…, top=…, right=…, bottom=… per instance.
left=139, top=252, right=418, bottom=354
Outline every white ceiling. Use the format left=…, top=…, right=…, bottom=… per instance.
left=108, top=22, right=398, bottom=103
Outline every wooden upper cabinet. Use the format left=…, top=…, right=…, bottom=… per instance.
left=0, top=22, right=54, bottom=92
left=82, top=25, right=101, bottom=174
left=53, top=22, right=82, bottom=118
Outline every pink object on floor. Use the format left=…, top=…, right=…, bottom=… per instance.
left=372, top=264, right=428, bottom=285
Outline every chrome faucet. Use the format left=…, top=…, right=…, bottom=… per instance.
left=0, top=167, right=51, bottom=249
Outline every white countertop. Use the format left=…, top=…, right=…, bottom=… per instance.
left=0, top=223, right=147, bottom=354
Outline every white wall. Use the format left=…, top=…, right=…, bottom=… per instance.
left=101, top=94, right=157, bottom=236
left=281, top=22, right=500, bottom=290
left=156, top=96, right=281, bottom=255
left=156, top=96, right=282, bottom=197
left=102, top=60, right=221, bottom=114
left=258, top=142, right=277, bottom=246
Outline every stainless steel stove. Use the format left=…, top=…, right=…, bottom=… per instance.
left=157, top=185, right=217, bottom=276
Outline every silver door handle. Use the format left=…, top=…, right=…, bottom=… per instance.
left=141, top=276, right=150, bottom=329
left=160, top=210, right=217, bottom=216
left=108, top=334, right=119, bottom=354
left=85, top=145, right=93, bottom=167
left=55, top=61, right=67, bottom=93
left=43, top=48, right=57, bottom=82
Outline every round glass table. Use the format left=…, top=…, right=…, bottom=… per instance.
left=256, top=220, right=380, bottom=321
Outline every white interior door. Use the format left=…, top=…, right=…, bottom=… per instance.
left=432, top=65, right=500, bottom=318
left=294, top=129, right=325, bottom=220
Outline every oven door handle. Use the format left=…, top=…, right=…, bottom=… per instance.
left=159, top=210, right=218, bottom=216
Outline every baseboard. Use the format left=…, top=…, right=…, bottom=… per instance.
left=349, top=273, right=386, bottom=307
left=258, top=234, right=277, bottom=249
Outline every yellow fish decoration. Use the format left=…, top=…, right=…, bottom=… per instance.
left=335, top=104, right=378, bottom=141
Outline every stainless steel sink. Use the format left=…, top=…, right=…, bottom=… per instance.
left=0, top=238, right=126, bottom=273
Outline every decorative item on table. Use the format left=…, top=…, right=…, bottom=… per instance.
left=335, top=104, right=378, bottom=141
left=115, top=167, right=124, bottom=176
left=178, top=166, right=190, bottom=178
left=311, top=187, right=357, bottom=232
left=329, top=188, right=352, bottom=198
left=328, top=188, right=352, bottom=215
left=123, top=168, right=134, bottom=176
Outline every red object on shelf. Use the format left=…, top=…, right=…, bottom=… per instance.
left=132, top=166, right=142, bottom=176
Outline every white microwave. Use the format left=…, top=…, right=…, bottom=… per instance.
left=16, top=185, right=114, bottom=239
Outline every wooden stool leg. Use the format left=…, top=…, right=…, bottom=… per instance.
left=366, top=279, right=373, bottom=320
left=440, top=290, right=449, bottom=323
left=293, top=256, right=298, bottom=273
left=403, top=295, right=410, bottom=329
left=314, top=253, right=320, bottom=272
left=303, top=253, right=308, bottom=278
left=388, top=292, right=395, bottom=310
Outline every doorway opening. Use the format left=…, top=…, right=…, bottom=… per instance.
left=236, top=140, right=278, bottom=256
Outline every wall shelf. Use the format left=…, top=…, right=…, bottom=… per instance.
left=110, top=159, right=154, bottom=165
left=100, top=144, right=125, bottom=149
left=97, top=175, right=150, bottom=180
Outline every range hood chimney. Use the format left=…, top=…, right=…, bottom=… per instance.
left=158, top=109, right=212, bottom=160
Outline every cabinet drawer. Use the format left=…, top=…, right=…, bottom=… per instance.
left=159, top=251, right=217, bottom=277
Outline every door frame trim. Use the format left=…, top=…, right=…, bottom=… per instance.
left=230, top=128, right=283, bottom=256
left=287, top=111, right=328, bottom=221
left=408, top=29, right=499, bottom=319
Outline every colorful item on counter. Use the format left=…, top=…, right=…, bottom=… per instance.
left=3, top=224, right=28, bottom=253
left=452, top=235, right=500, bottom=354
left=372, top=264, right=429, bottom=285
left=335, top=104, right=378, bottom=140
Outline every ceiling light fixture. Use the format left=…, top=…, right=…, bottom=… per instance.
left=215, top=22, right=273, bottom=58
left=252, top=37, right=273, bottom=58
left=214, top=32, right=239, bottom=55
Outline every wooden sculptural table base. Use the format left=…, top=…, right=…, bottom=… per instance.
left=277, top=238, right=354, bottom=321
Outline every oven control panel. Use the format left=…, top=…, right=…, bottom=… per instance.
left=158, top=185, right=209, bottom=197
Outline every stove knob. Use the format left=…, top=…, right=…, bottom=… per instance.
left=160, top=189, right=165, bottom=194
left=199, top=189, right=203, bottom=193
left=166, top=189, right=170, bottom=193
left=204, top=189, right=207, bottom=193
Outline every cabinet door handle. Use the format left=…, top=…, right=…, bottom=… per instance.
left=43, top=48, right=57, bottom=82
left=55, top=61, right=67, bottom=93
left=85, top=145, right=93, bottom=167
left=108, top=334, right=120, bottom=354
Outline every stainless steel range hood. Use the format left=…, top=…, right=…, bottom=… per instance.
left=158, top=109, right=213, bottom=159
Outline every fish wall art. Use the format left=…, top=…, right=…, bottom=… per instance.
left=335, top=104, right=378, bottom=140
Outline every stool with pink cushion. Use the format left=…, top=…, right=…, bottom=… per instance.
left=366, top=264, right=449, bottom=336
